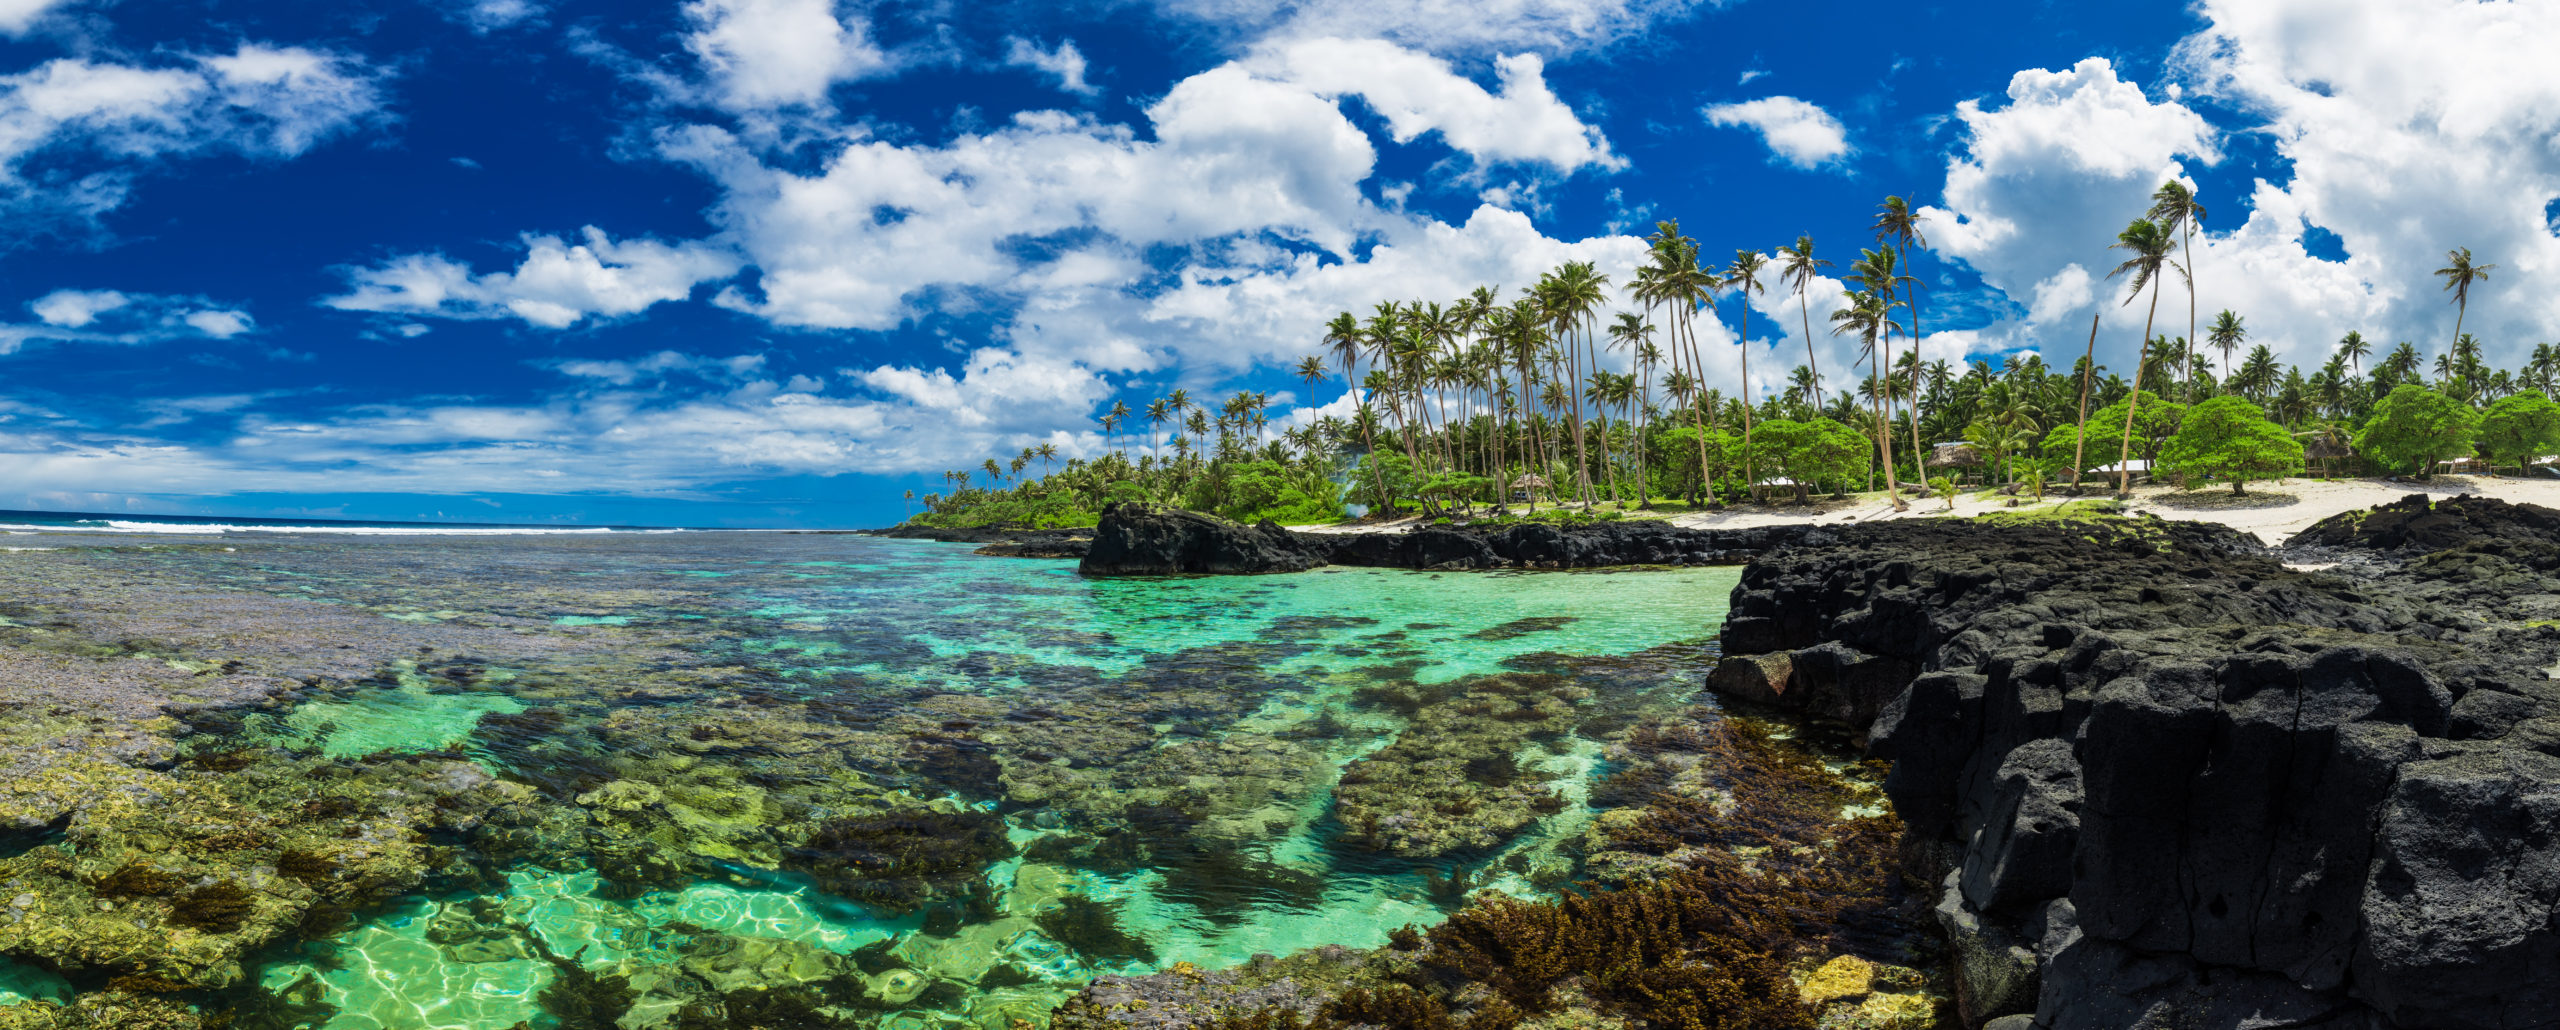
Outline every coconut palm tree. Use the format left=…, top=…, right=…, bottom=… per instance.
left=1852, top=246, right=1919, bottom=490
left=2435, top=247, right=2497, bottom=351
left=1142, top=398, right=1170, bottom=461
left=2337, top=330, right=2371, bottom=380
left=1873, top=197, right=1932, bottom=478
left=2104, top=218, right=2184, bottom=499
left=2206, top=310, right=2246, bottom=396
left=1778, top=235, right=1831, bottom=408
left=1830, top=288, right=1908, bottom=511
left=1538, top=263, right=1611, bottom=505
left=2148, top=181, right=2206, bottom=395
left=1608, top=312, right=1657, bottom=504
left=1646, top=222, right=1723, bottom=506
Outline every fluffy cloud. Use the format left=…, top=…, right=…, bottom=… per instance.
left=657, top=34, right=1615, bottom=344
left=1004, top=37, right=1097, bottom=96
left=1922, top=57, right=2216, bottom=309
left=325, top=227, right=742, bottom=328
left=1924, top=5, right=2560, bottom=374
left=2166, top=0, right=2560, bottom=365
left=0, top=0, right=70, bottom=36
left=1249, top=38, right=1620, bottom=171
left=0, top=43, right=386, bottom=235
left=681, top=0, right=888, bottom=113
left=3, top=288, right=253, bottom=352
left=1702, top=96, right=1851, bottom=169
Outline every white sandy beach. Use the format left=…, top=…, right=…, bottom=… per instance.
left=1297, top=475, right=2560, bottom=547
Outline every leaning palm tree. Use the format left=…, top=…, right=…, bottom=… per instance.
left=2147, top=181, right=2206, bottom=395
left=2434, top=247, right=2497, bottom=351
left=2104, top=218, right=2184, bottom=499
left=1778, top=235, right=1832, bottom=408
left=1830, top=289, right=1908, bottom=512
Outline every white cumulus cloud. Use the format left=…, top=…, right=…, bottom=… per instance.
left=681, top=0, right=888, bottom=113
left=1248, top=37, right=1621, bottom=172
left=1702, top=96, right=1851, bottom=169
left=325, top=227, right=743, bottom=329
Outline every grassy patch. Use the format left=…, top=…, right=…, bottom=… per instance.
left=1970, top=499, right=2130, bottom=525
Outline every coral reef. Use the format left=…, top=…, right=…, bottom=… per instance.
left=785, top=809, right=1016, bottom=916
left=1334, top=674, right=1583, bottom=858
left=1055, top=715, right=1932, bottom=1030
left=0, top=528, right=1766, bottom=1026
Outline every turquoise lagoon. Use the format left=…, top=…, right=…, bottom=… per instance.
left=22, top=533, right=1746, bottom=1029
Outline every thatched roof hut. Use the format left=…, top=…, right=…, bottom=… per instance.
left=1925, top=442, right=1983, bottom=470
left=1509, top=474, right=1551, bottom=490
left=2302, top=437, right=2353, bottom=460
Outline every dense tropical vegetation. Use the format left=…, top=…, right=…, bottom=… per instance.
left=906, top=191, right=2560, bottom=530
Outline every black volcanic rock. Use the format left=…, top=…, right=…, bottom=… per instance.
left=1709, top=513, right=2560, bottom=1029
left=1307, top=518, right=1813, bottom=569
left=2289, top=492, right=2560, bottom=561
left=1077, top=504, right=1325, bottom=576
left=1076, top=507, right=1815, bottom=575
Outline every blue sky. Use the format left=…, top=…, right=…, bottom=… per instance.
left=0, top=0, right=2554, bottom=527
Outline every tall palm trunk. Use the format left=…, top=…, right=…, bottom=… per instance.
left=2117, top=282, right=2165, bottom=499
left=1586, top=317, right=1620, bottom=505
left=2182, top=221, right=2195, bottom=403
left=1485, top=363, right=1506, bottom=510
left=1563, top=326, right=1596, bottom=506
left=1679, top=302, right=1715, bottom=508
left=1869, top=330, right=1901, bottom=505
left=1515, top=348, right=1543, bottom=513
left=1798, top=289, right=1823, bottom=407
left=1902, top=283, right=1926, bottom=492
left=1737, top=300, right=1757, bottom=502
left=2070, top=312, right=2097, bottom=492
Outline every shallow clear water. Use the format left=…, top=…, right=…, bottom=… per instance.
left=8, top=534, right=1741, bottom=1029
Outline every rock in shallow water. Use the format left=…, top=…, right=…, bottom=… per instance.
left=1077, top=504, right=1326, bottom=576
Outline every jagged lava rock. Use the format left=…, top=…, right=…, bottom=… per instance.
left=1077, top=504, right=1327, bottom=576
left=1309, top=519, right=1811, bottom=570
left=1709, top=513, right=2560, bottom=1029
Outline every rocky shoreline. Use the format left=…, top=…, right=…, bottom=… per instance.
left=871, top=504, right=1821, bottom=575
left=1705, top=495, right=2560, bottom=1029
left=1036, top=495, right=2560, bottom=1030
